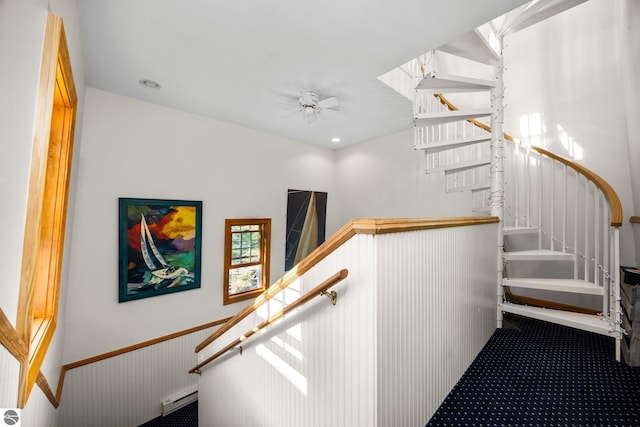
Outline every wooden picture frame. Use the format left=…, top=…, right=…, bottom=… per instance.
left=118, top=198, right=202, bottom=302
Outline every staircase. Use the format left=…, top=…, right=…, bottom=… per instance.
left=407, top=15, right=624, bottom=359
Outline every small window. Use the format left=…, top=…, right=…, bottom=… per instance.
left=223, top=219, right=271, bottom=305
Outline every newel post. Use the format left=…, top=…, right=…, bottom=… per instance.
left=490, top=35, right=505, bottom=328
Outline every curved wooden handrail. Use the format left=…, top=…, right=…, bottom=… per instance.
left=531, top=146, right=622, bottom=227
left=195, top=216, right=499, bottom=353
left=434, top=93, right=622, bottom=227
left=434, top=94, right=515, bottom=142
left=190, top=269, right=348, bottom=374
left=631, top=216, right=640, bottom=224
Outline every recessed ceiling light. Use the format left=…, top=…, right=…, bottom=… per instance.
left=331, top=137, right=341, bottom=143
left=139, top=79, right=161, bottom=89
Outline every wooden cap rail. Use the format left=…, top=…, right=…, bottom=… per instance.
left=434, top=93, right=622, bottom=227
left=195, top=216, right=498, bottom=353
left=631, top=216, right=640, bottom=224
left=189, top=269, right=349, bottom=374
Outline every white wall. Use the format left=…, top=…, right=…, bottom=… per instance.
left=502, top=0, right=637, bottom=265
left=617, top=0, right=640, bottom=265
left=334, top=129, right=473, bottom=226
left=62, top=88, right=338, bottom=363
left=0, top=0, right=47, bottom=328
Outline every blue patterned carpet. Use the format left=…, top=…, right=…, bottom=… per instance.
left=139, top=401, right=197, bottom=427
left=427, top=315, right=640, bottom=426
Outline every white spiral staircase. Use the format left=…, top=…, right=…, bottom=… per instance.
left=388, top=0, right=625, bottom=360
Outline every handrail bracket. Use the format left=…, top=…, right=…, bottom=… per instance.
left=320, top=290, right=337, bottom=305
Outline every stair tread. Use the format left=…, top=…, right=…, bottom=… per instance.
left=415, top=134, right=491, bottom=153
left=437, top=28, right=500, bottom=65
left=415, top=72, right=496, bottom=92
left=440, top=158, right=491, bottom=173
left=504, top=278, right=604, bottom=295
left=447, top=183, right=491, bottom=194
left=504, top=249, right=575, bottom=261
left=414, top=109, right=491, bottom=127
left=500, top=302, right=618, bottom=337
left=503, top=226, right=539, bottom=235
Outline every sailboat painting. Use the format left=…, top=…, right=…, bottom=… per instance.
left=119, top=198, right=202, bottom=302
left=285, top=190, right=327, bottom=271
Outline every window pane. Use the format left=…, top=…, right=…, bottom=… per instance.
left=228, top=265, right=262, bottom=296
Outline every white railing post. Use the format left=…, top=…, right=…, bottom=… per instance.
left=613, top=227, right=621, bottom=362
left=490, top=36, right=505, bottom=329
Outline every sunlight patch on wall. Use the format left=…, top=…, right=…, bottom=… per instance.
left=271, top=336, right=303, bottom=360
left=257, top=344, right=308, bottom=395
left=558, top=124, right=583, bottom=160
left=519, top=112, right=546, bottom=147
left=254, top=276, right=307, bottom=395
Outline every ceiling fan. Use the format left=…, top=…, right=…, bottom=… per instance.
left=285, top=91, right=340, bottom=123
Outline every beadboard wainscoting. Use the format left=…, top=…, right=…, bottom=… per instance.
left=59, top=326, right=218, bottom=427
left=198, top=221, right=498, bottom=426
left=376, top=226, right=497, bottom=425
left=0, top=345, right=20, bottom=407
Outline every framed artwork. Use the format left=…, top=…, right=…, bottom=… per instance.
left=118, top=198, right=202, bottom=302
left=285, top=189, right=327, bottom=271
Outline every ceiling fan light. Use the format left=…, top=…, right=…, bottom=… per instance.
left=304, top=107, right=317, bottom=123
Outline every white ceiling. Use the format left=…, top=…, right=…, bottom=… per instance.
left=78, top=0, right=528, bottom=148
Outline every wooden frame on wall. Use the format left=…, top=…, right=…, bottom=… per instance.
left=118, top=198, right=203, bottom=302
left=16, top=13, right=77, bottom=406
left=223, top=218, right=271, bottom=305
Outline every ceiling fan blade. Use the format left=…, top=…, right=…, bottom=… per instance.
left=317, top=96, right=339, bottom=109
left=318, top=107, right=339, bottom=118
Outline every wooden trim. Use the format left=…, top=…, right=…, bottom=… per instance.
left=434, top=94, right=515, bottom=142
left=631, top=216, right=640, bottom=224
left=0, top=308, right=28, bottom=361
left=30, top=318, right=231, bottom=408
left=63, top=317, right=232, bottom=371
left=434, top=93, right=622, bottom=227
left=190, top=269, right=348, bottom=373
left=55, top=366, right=66, bottom=404
left=36, top=370, right=59, bottom=408
left=531, top=146, right=622, bottom=227
left=223, top=218, right=271, bottom=305
left=16, top=13, right=78, bottom=407
left=195, top=216, right=499, bottom=353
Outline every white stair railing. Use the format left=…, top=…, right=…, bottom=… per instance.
left=413, top=54, right=493, bottom=195
left=503, top=142, right=623, bottom=356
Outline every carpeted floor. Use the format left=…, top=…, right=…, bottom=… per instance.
left=139, top=401, right=197, bottom=427
left=427, top=314, right=640, bottom=426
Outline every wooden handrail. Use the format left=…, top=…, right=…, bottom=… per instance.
left=195, top=216, right=498, bottom=353
left=531, top=146, right=622, bottom=227
left=189, top=269, right=349, bottom=374
left=631, top=216, right=640, bottom=224
left=434, top=93, right=622, bottom=227
left=434, top=94, right=515, bottom=142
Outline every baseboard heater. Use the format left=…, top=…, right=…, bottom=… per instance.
left=161, top=385, right=198, bottom=416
